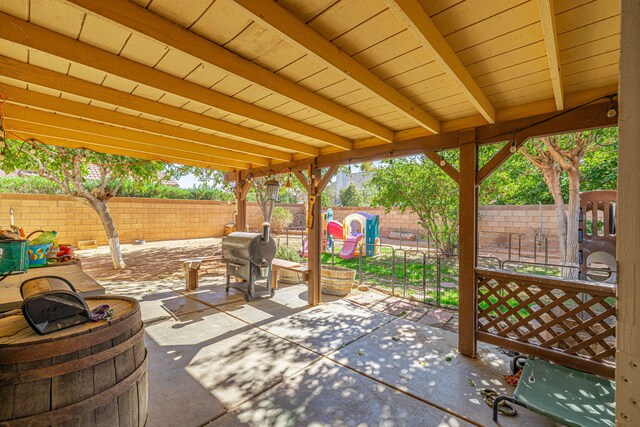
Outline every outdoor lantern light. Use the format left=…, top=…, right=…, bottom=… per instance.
left=510, top=141, right=517, bottom=153
left=606, top=101, right=617, bottom=118
left=265, top=178, right=280, bottom=202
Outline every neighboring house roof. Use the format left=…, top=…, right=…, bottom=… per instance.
left=328, top=170, right=371, bottom=193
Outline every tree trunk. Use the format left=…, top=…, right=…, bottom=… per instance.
left=87, top=199, right=126, bottom=269
left=565, top=169, right=581, bottom=278
left=541, top=166, right=574, bottom=277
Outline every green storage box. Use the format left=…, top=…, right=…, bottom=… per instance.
left=0, top=240, right=29, bottom=275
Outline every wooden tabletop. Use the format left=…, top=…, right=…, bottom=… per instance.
left=0, top=264, right=105, bottom=312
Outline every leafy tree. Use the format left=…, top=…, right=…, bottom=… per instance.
left=0, top=139, right=196, bottom=269
left=339, top=183, right=364, bottom=206
left=271, top=206, right=293, bottom=231
left=368, top=156, right=459, bottom=252
left=516, top=129, right=617, bottom=276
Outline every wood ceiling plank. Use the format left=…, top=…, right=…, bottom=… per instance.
left=233, top=0, right=441, bottom=133
left=370, top=48, right=434, bottom=81
left=466, top=42, right=547, bottom=77
left=555, top=0, right=620, bottom=34
left=78, top=14, right=131, bottom=55
left=1, top=11, right=350, bottom=150
left=277, top=0, right=338, bottom=22
left=385, top=0, right=494, bottom=122
left=563, top=64, right=619, bottom=87
left=430, top=0, right=522, bottom=37
left=153, top=49, right=203, bottom=79
left=331, top=9, right=405, bottom=56
left=351, top=30, right=423, bottom=70
left=190, top=0, right=253, bottom=45
left=537, top=0, right=564, bottom=110
left=28, top=49, right=69, bottom=74
left=444, top=1, right=540, bottom=52
left=147, top=0, right=214, bottom=28
left=67, top=63, right=107, bottom=85
left=0, top=55, right=304, bottom=159
left=119, top=33, right=168, bottom=67
left=560, top=35, right=619, bottom=66
left=563, top=76, right=618, bottom=95
left=2, top=101, right=266, bottom=166
left=69, top=0, right=391, bottom=143
left=0, top=39, right=28, bottom=62
left=307, top=0, right=386, bottom=41
left=558, top=18, right=620, bottom=53
left=0, top=0, right=28, bottom=19
left=5, top=120, right=237, bottom=171
left=562, top=50, right=619, bottom=78
left=474, top=56, right=550, bottom=88
left=29, top=0, right=85, bottom=39
left=456, top=23, right=543, bottom=66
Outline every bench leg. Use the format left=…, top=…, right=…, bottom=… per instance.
left=272, top=267, right=279, bottom=290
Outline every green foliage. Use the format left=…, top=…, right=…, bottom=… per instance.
left=275, top=245, right=302, bottom=262
left=367, top=155, right=459, bottom=252
left=271, top=206, right=293, bottom=230
left=0, top=176, right=64, bottom=194
left=339, top=183, right=365, bottom=206
left=0, top=176, right=233, bottom=201
left=480, top=128, right=618, bottom=204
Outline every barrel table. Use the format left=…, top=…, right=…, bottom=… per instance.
left=0, top=296, right=147, bottom=427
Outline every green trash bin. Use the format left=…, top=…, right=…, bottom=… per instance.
left=0, top=240, right=29, bottom=275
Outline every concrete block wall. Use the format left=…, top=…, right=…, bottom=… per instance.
left=0, top=193, right=561, bottom=256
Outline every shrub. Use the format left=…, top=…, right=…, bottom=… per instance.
left=271, top=206, right=293, bottom=230
left=275, top=245, right=301, bottom=262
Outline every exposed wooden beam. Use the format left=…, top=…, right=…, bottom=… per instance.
left=0, top=56, right=305, bottom=159
left=537, top=0, right=564, bottom=110
left=67, top=0, right=394, bottom=143
left=233, top=0, right=440, bottom=134
left=476, top=138, right=527, bottom=184
left=0, top=12, right=350, bottom=151
left=2, top=104, right=253, bottom=169
left=425, top=151, right=459, bottom=184
left=381, top=86, right=618, bottom=147
left=316, top=166, right=338, bottom=193
left=3, top=87, right=271, bottom=166
left=4, top=123, right=233, bottom=171
left=385, top=0, right=495, bottom=124
left=293, top=170, right=311, bottom=193
left=226, top=101, right=617, bottom=181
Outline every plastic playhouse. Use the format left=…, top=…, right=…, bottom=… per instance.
left=327, top=212, right=380, bottom=259
left=299, top=209, right=333, bottom=257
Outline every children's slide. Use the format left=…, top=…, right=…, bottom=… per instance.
left=327, top=220, right=343, bottom=238
left=339, top=234, right=362, bottom=259
left=299, top=238, right=308, bottom=257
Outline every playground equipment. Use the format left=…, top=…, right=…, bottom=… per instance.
left=327, top=212, right=380, bottom=259
left=299, top=209, right=333, bottom=257
left=578, top=190, right=617, bottom=283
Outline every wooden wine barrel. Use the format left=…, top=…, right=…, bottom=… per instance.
left=321, top=266, right=357, bottom=297
left=0, top=296, right=147, bottom=427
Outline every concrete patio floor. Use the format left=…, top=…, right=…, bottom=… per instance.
left=137, top=280, right=558, bottom=427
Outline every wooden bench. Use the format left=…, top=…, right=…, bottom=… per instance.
left=182, top=256, right=222, bottom=291
left=271, top=258, right=310, bottom=290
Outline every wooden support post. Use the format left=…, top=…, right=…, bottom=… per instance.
left=235, top=179, right=251, bottom=232
left=616, top=2, right=640, bottom=424
left=307, top=167, right=322, bottom=306
left=425, top=151, right=459, bottom=183
left=458, top=130, right=478, bottom=357
left=295, top=166, right=337, bottom=306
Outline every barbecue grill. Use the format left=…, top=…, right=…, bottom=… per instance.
left=222, top=223, right=276, bottom=301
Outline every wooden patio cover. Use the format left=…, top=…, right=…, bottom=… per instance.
left=0, top=0, right=620, bottom=174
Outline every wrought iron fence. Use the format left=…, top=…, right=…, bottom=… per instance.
left=273, top=233, right=616, bottom=312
